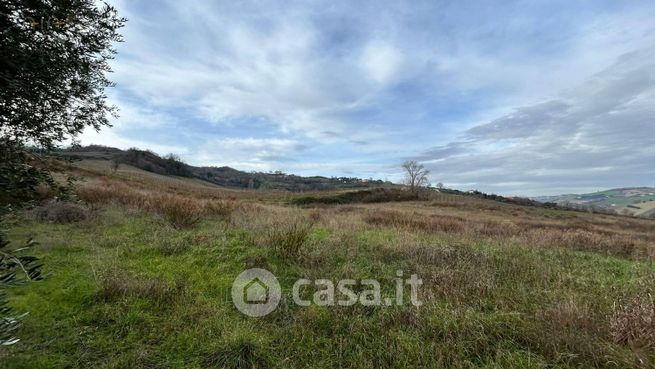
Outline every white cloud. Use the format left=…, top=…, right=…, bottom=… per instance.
left=84, top=1, right=655, bottom=192
left=78, top=128, right=187, bottom=155
left=78, top=95, right=184, bottom=154
left=360, top=41, right=403, bottom=84
left=416, top=46, right=655, bottom=196
left=194, top=137, right=306, bottom=171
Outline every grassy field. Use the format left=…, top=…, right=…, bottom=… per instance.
left=628, top=201, right=655, bottom=217
left=1, top=165, right=654, bottom=368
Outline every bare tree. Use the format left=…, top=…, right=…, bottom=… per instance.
left=402, top=160, right=430, bottom=192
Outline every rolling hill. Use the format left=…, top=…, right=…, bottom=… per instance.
left=534, top=187, right=655, bottom=217
left=54, top=145, right=393, bottom=192
left=6, top=151, right=655, bottom=368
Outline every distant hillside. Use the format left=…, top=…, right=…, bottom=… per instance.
left=534, top=187, right=655, bottom=217
left=55, top=145, right=393, bottom=192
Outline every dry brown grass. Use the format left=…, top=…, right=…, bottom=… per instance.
left=76, top=181, right=145, bottom=206
left=266, top=217, right=315, bottom=260
left=96, top=268, right=186, bottom=307
left=611, top=291, right=655, bottom=348
left=228, top=204, right=316, bottom=259
left=521, top=228, right=646, bottom=257
left=75, top=166, right=654, bottom=257
left=364, top=210, right=467, bottom=233
left=361, top=205, right=655, bottom=259
left=147, top=193, right=202, bottom=228
left=32, top=200, right=90, bottom=223
left=538, top=299, right=598, bottom=334
left=76, top=180, right=237, bottom=228
left=70, top=158, right=327, bottom=204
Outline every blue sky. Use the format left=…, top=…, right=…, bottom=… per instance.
left=80, top=0, right=655, bottom=196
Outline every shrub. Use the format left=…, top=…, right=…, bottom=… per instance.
left=291, top=188, right=423, bottom=205
left=266, top=217, right=314, bottom=260
left=77, top=182, right=236, bottom=228
left=76, top=182, right=143, bottom=206
left=204, top=199, right=236, bottom=219
left=33, top=201, right=89, bottom=223
left=148, top=194, right=202, bottom=229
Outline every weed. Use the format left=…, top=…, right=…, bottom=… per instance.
left=157, top=237, right=192, bottom=255
left=148, top=194, right=202, bottom=229
left=611, top=292, right=655, bottom=348
left=204, top=198, right=237, bottom=219
left=32, top=200, right=89, bottom=223
left=96, top=268, right=186, bottom=307
left=266, top=217, right=314, bottom=260
left=204, top=335, right=272, bottom=369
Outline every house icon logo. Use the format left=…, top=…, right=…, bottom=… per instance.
left=231, top=268, right=281, bottom=317
left=244, top=277, right=269, bottom=304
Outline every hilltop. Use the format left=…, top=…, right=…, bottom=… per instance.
left=54, top=145, right=393, bottom=192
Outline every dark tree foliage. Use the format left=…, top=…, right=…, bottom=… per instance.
left=0, top=0, right=126, bottom=148
left=0, top=138, right=75, bottom=205
left=0, top=0, right=124, bottom=345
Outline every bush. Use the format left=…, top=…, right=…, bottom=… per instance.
left=77, top=182, right=235, bottom=228
left=148, top=194, right=202, bottom=229
left=291, top=188, right=423, bottom=205
left=76, top=182, right=143, bottom=206
left=33, top=201, right=89, bottom=223
left=204, top=199, right=236, bottom=219
left=266, top=217, right=314, bottom=260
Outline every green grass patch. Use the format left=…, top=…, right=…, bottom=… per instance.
left=2, top=205, right=654, bottom=368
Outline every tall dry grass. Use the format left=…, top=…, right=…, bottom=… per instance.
left=611, top=278, right=655, bottom=349
left=76, top=181, right=237, bottom=228
left=96, top=267, right=186, bottom=307
left=228, top=204, right=316, bottom=260
left=362, top=207, right=654, bottom=259
left=32, top=200, right=90, bottom=223
left=267, top=217, right=314, bottom=259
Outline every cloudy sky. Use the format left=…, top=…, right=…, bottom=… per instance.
left=80, top=0, right=655, bottom=196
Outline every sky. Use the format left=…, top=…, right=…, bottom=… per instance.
left=79, top=0, right=655, bottom=196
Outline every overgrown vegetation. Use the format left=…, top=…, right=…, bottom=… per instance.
left=610, top=284, right=655, bottom=349
left=2, top=163, right=654, bottom=367
left=76, top=180, right=235, bottom=228
left=32, top=201, right=89, bottom=224
left=291, top=188, right=427, bottom=205
left=266, top=216, right=314, bottom=260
